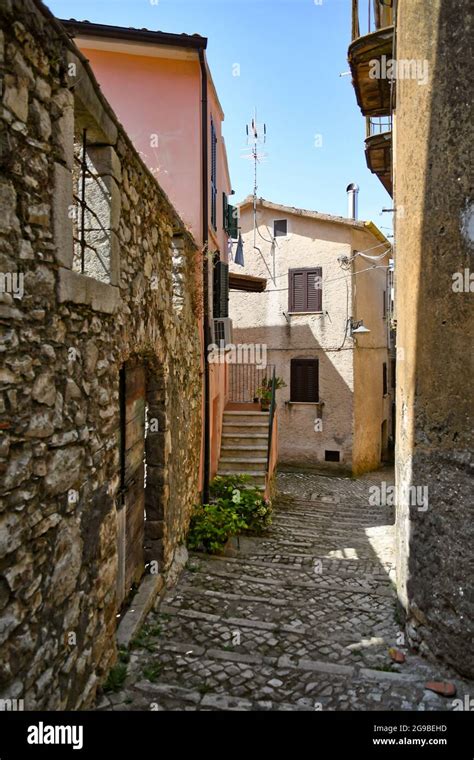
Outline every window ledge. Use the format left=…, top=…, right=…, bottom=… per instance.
left=57, top=268, right=119, bottom=314
left=286, top=400, right=324, bottom=406
left=287, top=311, right=324, bottom=316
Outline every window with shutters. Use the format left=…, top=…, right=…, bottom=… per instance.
left=288, top=268, right=322, bottom=312
left=383, top=362, right=388, bottom=396
left=290, top=358, right=319, bottom=402
left=223, top=193, right=239, bottom=239
left=213, top=259, right=229, bottom=318
left=210, top=119, right=217, bottom=230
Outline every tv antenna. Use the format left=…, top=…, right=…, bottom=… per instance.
left=242, top=108, right=267, bottom=206
left=241, top=109, right=275, bottom=280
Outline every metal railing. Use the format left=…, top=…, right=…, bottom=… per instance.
left=73, top=128, right=111, bottom=279
left=228, top=363, right=275, bottom=404
left=366, top=115, right=393, bottom=137
left=266, top=368, right=277, bottom=473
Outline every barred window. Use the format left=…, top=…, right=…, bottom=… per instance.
left=72, top=128, right=112, bottom=283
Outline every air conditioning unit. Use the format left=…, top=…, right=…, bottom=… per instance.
left=211, top=317, right=233, bottom=347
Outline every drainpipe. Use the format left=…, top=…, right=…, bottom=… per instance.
left=199, top=48, right=210, bottom=505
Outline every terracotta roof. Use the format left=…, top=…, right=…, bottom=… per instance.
left=238, top=196, right=390, bottom=245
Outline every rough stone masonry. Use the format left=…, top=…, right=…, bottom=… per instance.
left=0, top=0, right=202, bottom=709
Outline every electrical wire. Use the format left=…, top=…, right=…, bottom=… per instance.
left=231, top=264, right=391, bottom=294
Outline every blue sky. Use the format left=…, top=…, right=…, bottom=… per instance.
left=48, top=0, right=392, bottom=231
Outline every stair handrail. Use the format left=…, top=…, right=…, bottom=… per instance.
left=266, top=368, right=277, bottom=473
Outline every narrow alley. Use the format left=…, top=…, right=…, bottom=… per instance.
left=97, top=470, right=470, bottom=712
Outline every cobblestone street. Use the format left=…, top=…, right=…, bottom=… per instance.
left=97, top=468, right=471, bottom=711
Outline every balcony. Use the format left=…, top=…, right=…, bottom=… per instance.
left=348, top=0, right=395, bottom=116
left=365, top=117, right=392, bottom=196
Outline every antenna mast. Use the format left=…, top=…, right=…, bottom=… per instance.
left=242, top=109, right=267, bottom=246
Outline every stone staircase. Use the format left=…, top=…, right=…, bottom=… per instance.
left=217, top=409, right=270, bottom=490
left=96, top=471, right=471, bottom=712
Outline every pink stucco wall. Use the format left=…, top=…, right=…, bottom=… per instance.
left=79, top=43, right=231, bottom=491
left=81, top=49, right=203, bottom=242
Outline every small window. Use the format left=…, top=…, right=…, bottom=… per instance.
left=382, top=289, right=386, bottom=318
left=290, top=358, right=319, bottom=402
left=383, top=362, right=388, bottom=396
left=73, top=128, right=112, bottom=283
left=391, top=358, right=396, bottom=389
left=273, top=219, right=287, bottom=237
left=325, top=450, right=340, bottom=462
left=289, top=268, right=322, bottom=312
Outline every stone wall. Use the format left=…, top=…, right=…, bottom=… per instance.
left=0, top=0, right=202, bottom=708
left=394, top=0, right=473, bottom=678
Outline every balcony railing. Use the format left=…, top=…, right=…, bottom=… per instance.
left=352, top=0, right=395, bottom=41
left=229, top=363, right=275, bottom=404
left=366, top=115, right=392, bottom=137
left=365, top=116, right=393, bottom=195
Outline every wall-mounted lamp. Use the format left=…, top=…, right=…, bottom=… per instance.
left=350, top=319, right=371, bottom=335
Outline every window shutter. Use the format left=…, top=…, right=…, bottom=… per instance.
left=289, top=270, right=305, bottom=311
left=383, top=362, right=388, bottom=396
left=227, top=204, right=239, bottom=239
left=211, top=120, right=217, bottom=229
left=290, top=358, right=319, bottom=402
left=223, top=192, right=228, bottom=231
left=307, top=267, right=322, bottom=312
left=289, top=268, right=322, bottom=312
left=213, top=261, right=229, bottom=318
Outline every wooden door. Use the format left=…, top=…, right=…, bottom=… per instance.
left=117, top=360, right=146, bottom=607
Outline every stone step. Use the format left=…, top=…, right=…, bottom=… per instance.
left=223, top=422, right=269, bottom=435
left=217, top=470, right=266, bottom=485
left=219, top=457, right=267, bottom=472
left=221, top=445, right=268, bottom=453
left=224, top=411, right=269, bottom=423
left=221, top=433, right=268, bottom=446
left=123, top=635, right=449, bottom=712
left=187, top=554, right=393, bottom=593
left=160, top=586, right=395, bottom=639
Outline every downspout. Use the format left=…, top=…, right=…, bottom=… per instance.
left=199, top=48, right=210, bottom=505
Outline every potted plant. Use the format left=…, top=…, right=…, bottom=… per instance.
left=256, top=376, right=287, bottom=411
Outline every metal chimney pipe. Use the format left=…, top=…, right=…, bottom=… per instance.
left=346, top=183, right=359, bottom=220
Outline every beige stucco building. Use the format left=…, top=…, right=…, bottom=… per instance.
left=229, top=198, right=393, bottom=474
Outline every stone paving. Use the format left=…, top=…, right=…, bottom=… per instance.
left=97, top=467, right=471, bottom=711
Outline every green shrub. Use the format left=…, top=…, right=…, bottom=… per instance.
left=187, top=475, right=273, bottom=554
left=103, top=662, right=128, bottom=693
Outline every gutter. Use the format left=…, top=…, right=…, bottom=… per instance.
left=199, top=48, right=211, bottom=505
left=364, top=220, right=391, bottom=249
left=60, top=19, right=208, bottom=51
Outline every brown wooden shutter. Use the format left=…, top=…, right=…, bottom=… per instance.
left=383, top=362, right=388, bottom=396
left=290, top=358, right=319, bottom=401
left=289, top=268, right=322, bottom=312
left=289, top=270, right=305, bottom=311
left=307, top=268, right=322, bottom=312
